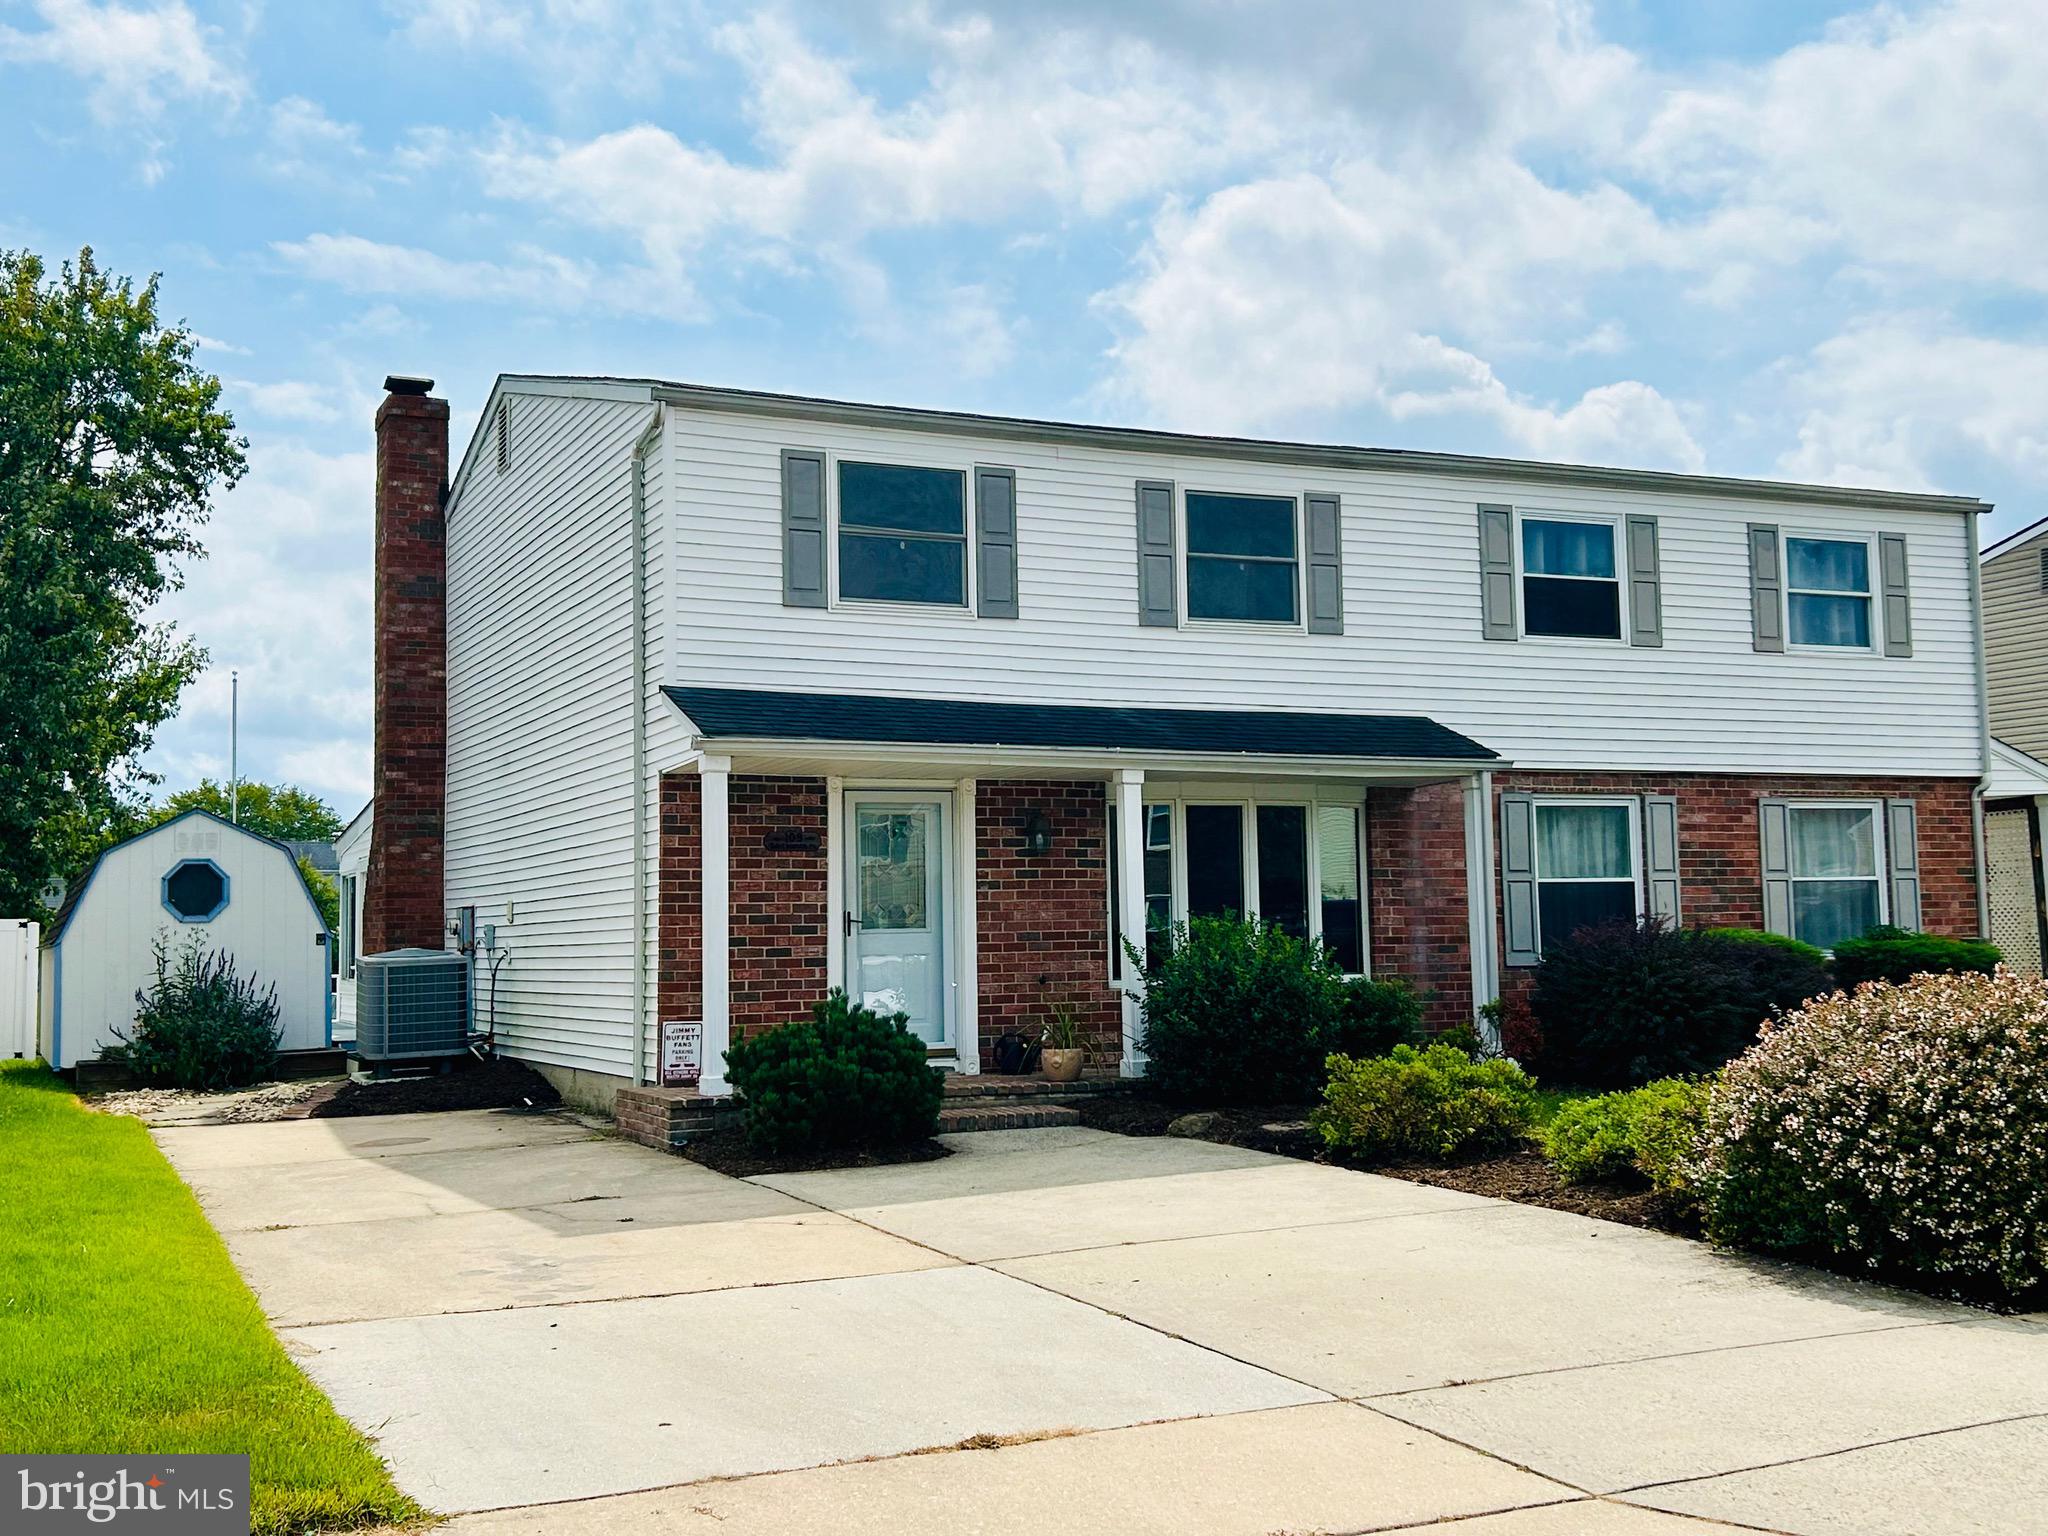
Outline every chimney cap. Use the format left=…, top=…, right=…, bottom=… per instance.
left=383, top=374, right=435, bottom=396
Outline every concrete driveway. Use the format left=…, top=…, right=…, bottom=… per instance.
left=153, top=1111, right=2048, bottom=1535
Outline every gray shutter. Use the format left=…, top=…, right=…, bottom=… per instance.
left=1136, top=479, right=1178, bottom=627
left=1305, top=492, right=1344, bottom=634
left=1879, top=533, right=1913, bottom=657
left=781, top=449, right=827, bottom=608
left=1748, top=524, right=1784, bottom=652
left=1886, top=798, right=1921, bottom=930
left=1501, top=792, right=1539, bottom=966
left=1626, top=515, right=1664, bottom=648
left=1643, top=794, right=1681, bottom=925
left=1479, top=504, right=1517, bottom=641
left=1759, top=798, right=1793, bottom=935
left=975, top=466, right=1018, bottom=619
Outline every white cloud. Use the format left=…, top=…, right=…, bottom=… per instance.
left=1777, top=317, right=2048, bottom=490
left=386, top=0, right=711, bottom=103
left=1633, top=0, right=2048, bottom=293
left=271, top=232, right=697, bottom=321
left=0, top=0, right=244, bottom=175
left=145, top=442, right=374, bottom=812
left=1099, top=170, right=1702, bottom=468
left=230, top=378, right=347, bottom=425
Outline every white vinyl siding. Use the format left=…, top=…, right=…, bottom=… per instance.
left=444, top=386, right=657, bottom=1079
left=1985, top=529, right=2048, bottom=760
left=661, top=406, right=1981, bottom=776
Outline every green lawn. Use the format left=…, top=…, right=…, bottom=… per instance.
left=0, top=1060, right=423, bottom=1534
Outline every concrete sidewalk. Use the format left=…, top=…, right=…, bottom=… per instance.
left=155, top=1112, right=2048, bottom=1535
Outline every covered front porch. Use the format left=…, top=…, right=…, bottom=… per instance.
left=656, top=687, right=1503, bottom=1095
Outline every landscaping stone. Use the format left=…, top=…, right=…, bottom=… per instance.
left=1165, top=1111, right=1222, bottom=1137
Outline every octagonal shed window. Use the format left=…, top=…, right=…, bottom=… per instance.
left=163, top=858, right=229, bottom=922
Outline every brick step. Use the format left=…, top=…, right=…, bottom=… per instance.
left=937, top=1102, right=1082, bottom=1134
left=941, top=1074, right=1122, bottom=1100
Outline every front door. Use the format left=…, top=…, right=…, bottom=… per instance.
left=847, top=795, right=949, bottom=1049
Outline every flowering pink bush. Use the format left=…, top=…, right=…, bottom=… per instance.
left=1698, top=968, right=2048, bottom=1301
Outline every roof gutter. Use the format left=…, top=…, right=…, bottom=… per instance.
left=679, top=734, right=1506, bottom=780
left=646, top=380, right=1990, bottom=519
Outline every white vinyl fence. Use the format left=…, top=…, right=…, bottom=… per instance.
left=1, top=919, right=38, bottom=1060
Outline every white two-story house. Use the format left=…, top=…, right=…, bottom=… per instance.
left=358, top=374, right=1992, bottom=1115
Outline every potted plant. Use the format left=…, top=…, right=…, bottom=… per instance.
left=1039, top=1001, right=1086, bottom=1083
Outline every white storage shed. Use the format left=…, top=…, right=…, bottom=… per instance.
left=39, top=808, right=333, bottom=1070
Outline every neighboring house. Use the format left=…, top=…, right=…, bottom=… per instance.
left=39, top=808, right=333, bottom=1069
left=1977, top=518, right=2048, bottom=971
left=284, top=838, right=340, bottom=878
left=332, top=801, right=371, bottom=1044
left=356, top=374, right=1993, bottom=1112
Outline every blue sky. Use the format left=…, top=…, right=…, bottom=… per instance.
left=3, top=0, right=2043, bottom=816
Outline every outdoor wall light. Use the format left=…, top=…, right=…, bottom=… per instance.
left=1022, top=808, right=1054, bottom=855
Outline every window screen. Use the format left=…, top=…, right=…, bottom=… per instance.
left=1522, top=519, right=1621, bottom=639
left=1186, top=493, right=1298, bottom=623
left=837, top=462, right=968, bottom=605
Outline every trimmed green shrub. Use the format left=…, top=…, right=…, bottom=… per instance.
left=110, top=935, right=282, bottom=1090
left=1699, top=969, right=2048, bottom=1302
left=724, top=990, right=944, bottom=1155
left=1130, top=916, right=1346, bottom=1104
left=1313, top=1043, right=1539, bottom=1161
left=1703, top=927, right=1829, bottom=968
left=1829, top=925, right=1999, bottom=989
left=1333, top=975, right=1425, bottom=1059
left=1545, top=1078, right=1710, bottom=1196
left=1530, top=919, right=1833, bottom=1088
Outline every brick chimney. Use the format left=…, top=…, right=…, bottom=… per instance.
left=363, top=374, right=450, bottom=955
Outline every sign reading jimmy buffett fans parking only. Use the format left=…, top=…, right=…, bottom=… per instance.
left=6, top=1456, right=249, bottom=1534
left=660, top=1019, right=703, bottom=1086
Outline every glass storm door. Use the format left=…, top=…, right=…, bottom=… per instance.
left=847, top=796, right=949, bottom=1049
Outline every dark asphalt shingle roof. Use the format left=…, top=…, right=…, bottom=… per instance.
left=663, top=686, right=1497, bottom=762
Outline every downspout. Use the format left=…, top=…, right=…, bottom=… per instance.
left=1968, top=507, right=1994, bottom=939
left=629, top=405, right=664, bottom=1085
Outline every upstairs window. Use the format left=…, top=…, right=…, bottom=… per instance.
left=837, top=462, right=968, bottom=606
left=1522, top=517, right=1621, bottom=639
left=1786, top=536, right=1872, bottom=648
left=1185, top=492, right=1298, bottom=623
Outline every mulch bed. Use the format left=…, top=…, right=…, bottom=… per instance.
left=309, top=1056, right=562, bottom=1118
left=1077, top=1093, right=1696, bottom=1236
left=678, top=1128, right=952, bottom=1178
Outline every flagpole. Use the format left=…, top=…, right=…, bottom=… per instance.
left=230, top=670, right=239, bottom=825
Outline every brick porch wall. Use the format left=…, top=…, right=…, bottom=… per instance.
left=729, top=776, right=830, bottom=1035
left=1490, top=770, right=1982, bottom=1007
left=1366, top=782, right=1475, bottom=1031
left=657, top=773, right=832, bottom=1048
left=975, top=780, right=1123, bottom=1070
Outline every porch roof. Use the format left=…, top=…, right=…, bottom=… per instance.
left=663, top=685, right=1498, bottom=765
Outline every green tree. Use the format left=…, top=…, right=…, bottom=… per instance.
left=153, top=779, right=344, bottom=843
left=297, top=857, right=341, bottom=938
left=1, top=247, right=245, bottom=919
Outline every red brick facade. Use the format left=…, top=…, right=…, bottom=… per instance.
left=1491, top=770, right=1981, bottom=1006
left=652, top=767, right=1983, bottom=1072
left=1367, top=782, right=1475, bottom=1030
left=364, top=381, right=450, bottom=956
left=974, top=780, right=1123, bottom=1069
left=730, top=776, right=830, bottom=1034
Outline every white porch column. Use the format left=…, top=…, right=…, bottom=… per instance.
left=1463, top=768, right=1500, bottom=1050
left=698, top=754, right=732, bottom=1095
left=1115, top=768, right=1148, bottom=1078
left=954, top=777, right=979, bottom=1074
